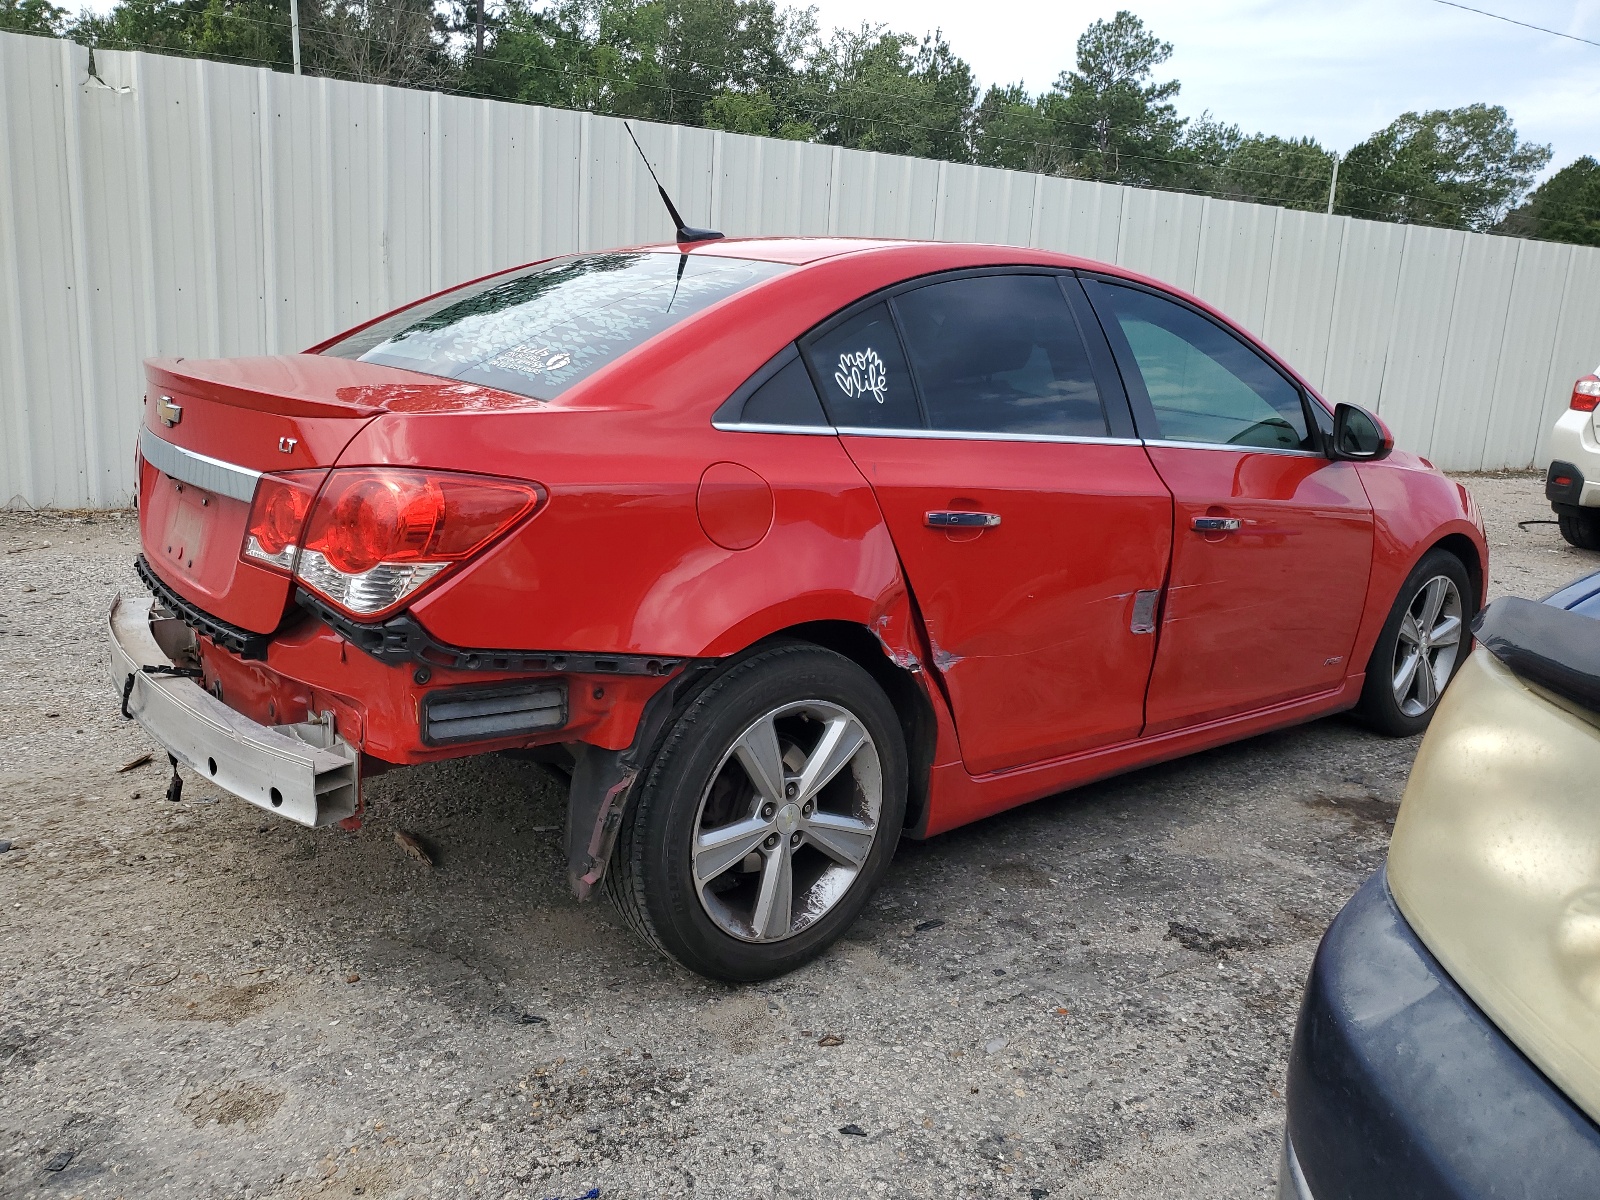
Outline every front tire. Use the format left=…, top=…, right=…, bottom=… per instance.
left=605, top=643, right=907, bottom=982
left=1354, top=549, right=1474, bottom=737
left=1557, top=506, right=1600, bottom=551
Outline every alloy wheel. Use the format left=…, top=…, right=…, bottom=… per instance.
left=1391, top=575, right=1464, bottom=718
left=690, top=700, right=883, bottom=944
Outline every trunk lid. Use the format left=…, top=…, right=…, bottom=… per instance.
left=136, top=354, right=500, bottom=634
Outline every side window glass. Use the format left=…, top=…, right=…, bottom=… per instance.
left=742, top=356, right=828, bottom=425
left=894, top=274, right=1109, bottom=437
left=1099, top=284, right=1311, bottom=451
left=716, top=348, right=829, bottom=427
left=802, top=303, right=921, bottom=430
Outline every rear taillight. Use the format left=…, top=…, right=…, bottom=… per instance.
left=242, top=470, right=326, bottom=571
left=292, top=469, right=542, bottom=618
left=1573, top=376, right=1600, bottom=412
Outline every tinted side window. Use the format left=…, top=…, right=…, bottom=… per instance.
left=738, top=354, right=828, bottom=426
left=894, top=275, right=1109, bottom=437
left=802, top=303, right=921, bottom=430
left=1098, top=284, right=1311, bottom=450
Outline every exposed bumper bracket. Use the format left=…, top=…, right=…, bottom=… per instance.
left=136, top=554, right=273, bottom=659
left=296, top=588, right=685, bottom=678
left=108, top=593, right=360, bottom=827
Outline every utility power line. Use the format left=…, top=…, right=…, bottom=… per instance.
left=1425, top=0, right=1600, bottom=49
left=88, top=33, right=1578, bottom=237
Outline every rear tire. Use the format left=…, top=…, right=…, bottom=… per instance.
left=605, top=642, right=907, bottom=982
left=1354, top=549, right=1475, bottom=737
left=1557, top=506, right=1600, bottom=551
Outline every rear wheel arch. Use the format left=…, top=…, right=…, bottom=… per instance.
left=605, top=637, right=911, bottom=979
left=746, top=620, right=937, bottom=837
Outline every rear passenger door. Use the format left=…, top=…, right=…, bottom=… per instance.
left=804, top=271, right=1174, bottom=776
left=1083, top=277, right=1374, bottom=734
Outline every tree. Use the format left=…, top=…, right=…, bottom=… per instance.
left=798, top=24, right=975, bottom=159
left=71, top=0, right=294, bottom=68
left=472, top=0, right=812, bottom=133
left=1, top=0, right=70, bottom=36
left=1183, top=119, right=1336, bottom=211
left=1499, top=156, right=1600, bottom=247
left=67, top=0, right=453, bottom=83
left=309, top=0, right=452, bottom=87
left=460, top=0, right=590, bottom=106
left=1336, top=104, right=1551, bottom=231
left=1226, top=136, right=1336, bottom=210
left=61, top=0, right=1598, bottom=248
left=1039, top=10, right=1186, bottom=186
left=971, top=82, right=1061, bottom=173
left=969, top=11, right=1189, bottom=186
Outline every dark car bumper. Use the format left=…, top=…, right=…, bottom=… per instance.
left=1546, top=460, right=1586, bottom=508
left=1283, top=868, right=1600, bottom=1200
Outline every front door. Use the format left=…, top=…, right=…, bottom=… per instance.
left=1084, top=277, right=1374, bottom=735
left=801, top=272, right=1174, bottom=776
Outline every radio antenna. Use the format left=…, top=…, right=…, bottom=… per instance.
left=623, top=122, right=723, bottom=244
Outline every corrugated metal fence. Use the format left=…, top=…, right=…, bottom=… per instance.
left=3, top=30, right=1599, bottom=507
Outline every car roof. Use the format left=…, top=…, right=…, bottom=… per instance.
left=660, top=236, right=1100, bottom=271
left=625, top=235, right=1340, bottom=416
left=680, top=237, right=911, bottom=264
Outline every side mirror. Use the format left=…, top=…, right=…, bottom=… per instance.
left=1330, top=403, right=1393, bottom=461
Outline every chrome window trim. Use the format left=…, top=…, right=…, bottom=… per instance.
left=710, top=421, right=837, bottom=436
left=709, top=420, right=1329, bottom=458
left=1146, top=437, right=1323, bottom=458
left=138, top=425, right=262, bottom=503
left=835, top=426, right=1145, bottom=447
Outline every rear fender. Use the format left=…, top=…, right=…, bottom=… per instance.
left=561, top=568, right=950, bottom=898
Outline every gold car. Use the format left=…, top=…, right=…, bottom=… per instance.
left=1281, top=573, right=1600, bottom=1199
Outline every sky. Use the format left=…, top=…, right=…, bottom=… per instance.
left=804, top=0, right=1600, bottom=176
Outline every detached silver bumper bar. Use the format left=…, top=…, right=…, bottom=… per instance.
left=107, top=594, right=359, bottom=826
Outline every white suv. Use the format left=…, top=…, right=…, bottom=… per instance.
left=1548, top=367, right=1600, bottom=550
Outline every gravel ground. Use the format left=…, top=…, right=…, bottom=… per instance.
left=0, top=471, right=1593, bottom=1200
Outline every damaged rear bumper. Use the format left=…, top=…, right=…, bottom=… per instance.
left=107, top=593, right=360, bottom=826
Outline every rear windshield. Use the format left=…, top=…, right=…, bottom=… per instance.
left=321, top=251, right=790, bottom=400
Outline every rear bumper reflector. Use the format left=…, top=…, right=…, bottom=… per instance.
left=421, top=682, right=568, bottom=746
left=1546, top=460, right=1585, bottom=507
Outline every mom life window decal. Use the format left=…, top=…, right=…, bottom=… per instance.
left=803, top=303, right=920, bottom=429
left=835, top=348, right=888, bottom=404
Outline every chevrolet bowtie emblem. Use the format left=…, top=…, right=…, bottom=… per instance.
left=155, top=395, right=183, bottom=427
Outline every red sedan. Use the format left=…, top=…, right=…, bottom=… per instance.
left=110, top=237, right=1487, bottom=980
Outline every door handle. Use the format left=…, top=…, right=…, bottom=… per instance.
left=926, top=511, right=1001, bottom=528
left=1191, top=516, right=1241, bottom=532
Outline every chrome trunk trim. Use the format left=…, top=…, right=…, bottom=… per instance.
left=139, top=425, right=262, bottom=503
